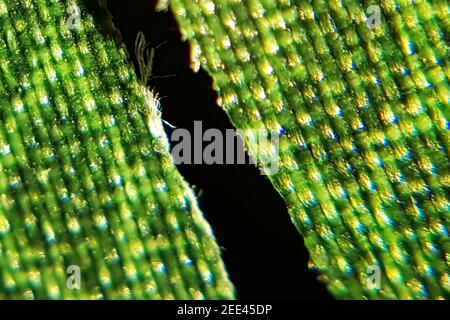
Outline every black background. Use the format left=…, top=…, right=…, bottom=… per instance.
left=107, top=0, right=331, bottom=299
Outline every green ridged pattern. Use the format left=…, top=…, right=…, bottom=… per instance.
left=164, top=0, right=450, bottom=298
left=0, top=0, right=233, bottom=299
